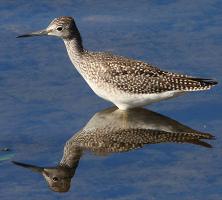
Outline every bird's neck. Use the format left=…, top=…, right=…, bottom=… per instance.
left=63, top=35, right=85, bottom=65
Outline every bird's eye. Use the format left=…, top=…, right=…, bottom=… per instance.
left=52, top=177, right=59, bottom=182
left=56, top=27, right=63, bottom=31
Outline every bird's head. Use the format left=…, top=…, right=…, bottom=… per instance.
left=17, top=16, right=78, bottom=39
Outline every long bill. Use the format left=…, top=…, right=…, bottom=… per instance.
left=16, top=29, right=48, bottom=38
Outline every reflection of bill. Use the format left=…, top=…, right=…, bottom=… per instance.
left=13, top=107, right=214, bottom=193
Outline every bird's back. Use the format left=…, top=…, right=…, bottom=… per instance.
left=81, top=51, right=217, bottom=94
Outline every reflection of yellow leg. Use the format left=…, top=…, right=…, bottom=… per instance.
left=119, top=110, right=128, bottom=129
left=114, top=108, right=131, bottom=129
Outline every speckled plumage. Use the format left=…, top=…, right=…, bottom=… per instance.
left=61, top=17, right=217, bottom=109
left=18, top=16, right=218, bottom=109
left=68, top=50, right=216, bottom=94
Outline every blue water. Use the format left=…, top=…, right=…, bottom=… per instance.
left=0, top=0, right=222, bottom=199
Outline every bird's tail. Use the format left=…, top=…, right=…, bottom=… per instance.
left=175, top=77, right=218, bottom=91
left=189, top=78, right=218, bottom=89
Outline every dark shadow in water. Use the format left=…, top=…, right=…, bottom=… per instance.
left=12, top=107, right=214, bottom=193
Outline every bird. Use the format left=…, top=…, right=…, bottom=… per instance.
left=13, top=107, right=214, bottom=192
left=17, top=16, right=218, bottom=110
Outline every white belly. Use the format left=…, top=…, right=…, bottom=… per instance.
left=112, top=91, right=184, bottom=110
left=85, top=80, right=184, bottom=110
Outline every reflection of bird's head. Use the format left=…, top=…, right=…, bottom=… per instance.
left=12, top=161, right=74, bottom=193
left=42, top=166, right=73, bottom=192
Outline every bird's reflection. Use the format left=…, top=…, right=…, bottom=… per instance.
left=13, top=107, right=214, bottom=192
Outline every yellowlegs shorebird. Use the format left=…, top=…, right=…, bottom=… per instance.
left=17, top=16, right=218, bottom=110
left=13, top=107, right=214, bottom=192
